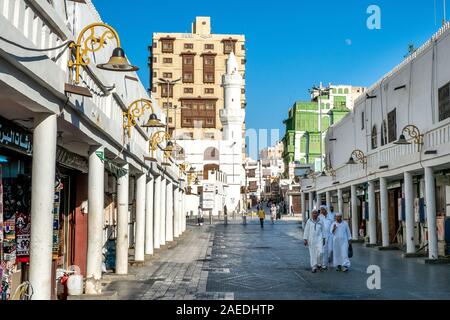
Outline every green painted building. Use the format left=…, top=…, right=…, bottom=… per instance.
left=282, top=85, right=362, bottom=177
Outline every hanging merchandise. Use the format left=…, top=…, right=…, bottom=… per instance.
left=15, top=212, right=30, bottom=261
left=0, top=165, right=3, bottom=299
left=53, top=179, right=63, bottom=260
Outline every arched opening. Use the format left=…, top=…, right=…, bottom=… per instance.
left=203, top=147, right=219, bottom=161
left=203, top=163, right=219, bottom=179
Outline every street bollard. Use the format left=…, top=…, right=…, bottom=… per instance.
left=242, top=214, right=247, bottom=225
left=224, top=214, right=228, bottom=225
left=209, top=210, right=212, bottom=225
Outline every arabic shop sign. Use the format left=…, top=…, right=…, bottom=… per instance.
left=0, top=117, right=32, bottom=154
left=56, top=147, right=88, bottom=173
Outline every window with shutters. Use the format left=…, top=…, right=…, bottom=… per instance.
left=439, top=82, right=450, bottom=121
left=184, top=87, right=194, bottom=94
left=381, top=120, right=388, bottom=146
left=371, top=125, right=377, bottom=149
left=181, top=99, right=216, bottom=128
left=162, top=72, right=172, bottom=78
left=163, top=57, right=172, bottom=63
left=160, top=84, right=174, bottom=98
left=203, top=55, right=215, bottom=84
left=205, top=88, right=214, bottom=94
left=361, top=112, right=365, bottom=130
left=161, top=39, right=174, bottom=53
left=182, top=54, right=194, bottom=83
left=184, top=43, right=194, bottom=50
left=223, top=39, right=236, bottom=54
left=387, top=109, right=397, bottom=143
left=205, top=44, right=214, bottom=50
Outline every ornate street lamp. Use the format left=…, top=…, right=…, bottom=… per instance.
left=394, top=124, right=424, bottom=152
left=178, top=161, right=192, bottom=181
left=346, top=149, right=367, bottom=167
left=321, top=165, right=336, bottom=177
left=68, top=23, right=139, bottom=84
left=123, top=99, right=165, bottom=138
left=144, top=130, right=172, bottom=163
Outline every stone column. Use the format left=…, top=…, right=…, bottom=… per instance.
left=166, top=180, right=174, bottom=243
left=351, top=185, right=358, bottom=239
left=29, top=114, right=57, bottom=300
left=181, top=191, right=186, bottom=232
left=308, top=192, right=314, bottom=219
left=153, top=176, right=161, bottom=249
left=368, top=180, right=377, bottom=245
left=134, top=173, right=146, bottom=262
left=425, top=167, right=438, bottom=259
left=337, top=189, right=343, bottom=215
left=380, top=177, right=390, bottom=247
left=116, top=164, right=129, bottom=274
left=301, top=192, right=306, bottom=227
left=326, top=191, right=332, bottom=211
left=160, top=177, right=166, bottom=246
left=404, top=171, right=415, bottom=254
left=86, top=146, right=105, bottom=294
left=173, top=187, right=180, bottom=238
left=145, top=175, right=154, bottom=255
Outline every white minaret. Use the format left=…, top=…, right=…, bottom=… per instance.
left=220, top=52, right=245, bottom=213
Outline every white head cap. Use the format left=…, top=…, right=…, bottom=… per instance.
left=319, top=205, right=328, bottom=211
left=335, top=212, right=343, bottom=217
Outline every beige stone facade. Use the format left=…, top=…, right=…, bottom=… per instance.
left=149, top=17, right=246, bottom=155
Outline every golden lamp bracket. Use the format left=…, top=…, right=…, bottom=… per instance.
left=148, top=130, right=172, bottom=162
left=68, top=22, right=138, bottom=85
left=123, top=99, right=160, bottom=138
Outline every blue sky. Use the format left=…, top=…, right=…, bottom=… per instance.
left=93, top=0, right=446, bottom=151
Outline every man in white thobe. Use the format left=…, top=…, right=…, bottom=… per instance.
left=328, top=205, right=335, bottom=222
left=319, top=205, right=333, bottom=270
left=303, top=209, right=325, bottom=273
left=331, top=212, right=352, bottom=272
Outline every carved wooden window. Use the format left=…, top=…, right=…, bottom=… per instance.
left=181, top=99, right=216, bottom=128
left=160, top=84, right=174, bottom=98
left=161, top=39, right=174, bottom=53
left=182, top=54, right=194, bottom=83
left=203, top=55, right=215, bottom=84
left=223, top=39, right=236, bottom=54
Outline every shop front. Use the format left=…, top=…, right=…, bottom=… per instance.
left=0, top=116, right=32, bottom=300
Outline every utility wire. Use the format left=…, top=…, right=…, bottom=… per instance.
left=0, top=36, right=70, bottom=52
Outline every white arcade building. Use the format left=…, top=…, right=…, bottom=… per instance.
left=176, top=52, right=245, bottom=216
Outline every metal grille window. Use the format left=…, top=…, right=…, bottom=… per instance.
left=387, top=109, right=397, bottom=143
left=371, top=125, right=378, bottom=149
left=439, top=82, right=450, bottom=121
left=381, top=120, right=388, bottom=146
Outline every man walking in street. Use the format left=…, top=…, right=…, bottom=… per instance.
left=331, top=212, right=352, bottom=272
left=258, top=206, right=265, bottom=228
left=197, top=206, right=204, bottom=226
left=270, top=203, right=277, bottom=224
left=303, top=209, right=325, bottom=273
left=328, top=206, right=335, bottom=221
left=319, top=205, right=333, bottom=270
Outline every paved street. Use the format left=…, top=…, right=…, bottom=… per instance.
left=105, top=215, right=450, bottom=300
